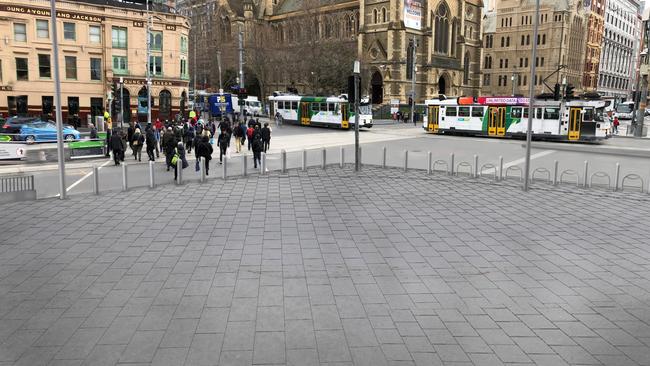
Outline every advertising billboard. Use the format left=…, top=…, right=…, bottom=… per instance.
left=404, top=0, right=423, bottom=30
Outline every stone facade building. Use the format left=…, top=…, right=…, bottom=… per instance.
left=481, top=0, right=587, bottom=97
left=0, top=0, right=190, bottom=124
left=177, top=0, right=483, bottom=105
left=583, top=0, right=605, bottom=92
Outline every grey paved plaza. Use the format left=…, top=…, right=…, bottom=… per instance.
left=1, top=166, right=650, bottom=366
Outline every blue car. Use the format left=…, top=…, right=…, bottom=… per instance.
left=20, top=121, right=80, bottom=142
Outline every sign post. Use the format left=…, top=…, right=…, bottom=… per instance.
left=50, top=0, right=66, bottom=199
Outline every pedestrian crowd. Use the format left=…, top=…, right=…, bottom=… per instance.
left=105, top=114, right=272, bottom=181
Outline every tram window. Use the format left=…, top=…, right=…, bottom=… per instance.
left=292, top=101, right=298, bottom=109
left=446, top=107, right=457, bottom=117
left=458, top=107, right=470, bottom=117
left=328, top=103, right=335, bottom=112
left=278, top=101, right=285, bottom=109
left=523, top=108, right=529, bottom=118
left=312, top=103, right=319, bottom=111
left=320, top=103, right=327, bottom=111
left=583, top=108, right=594, bottom=121
left=544, top=108, right=559, bottom=120
left=511, top=107, right=522, bottom=118
left=334, top=103, right=340, bottom=114
left=471, top=107, right=484, bottom=117
left=535, top=108, right=543, bottom=119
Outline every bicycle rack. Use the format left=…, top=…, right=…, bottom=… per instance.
left=559, top=169, right=580, bottom=187
left=621, top=174, right=644, bottom=193
left=432, top=160, right=448, bottom=174
left=479, top=164, right=498, bottom=180
left=531, top=168, right=552, bottom=184
left=505, top=166, right=523, bottom=182
left=455, top=162, right=473, bottom=177
left=588, top=171, right=611, bottom=189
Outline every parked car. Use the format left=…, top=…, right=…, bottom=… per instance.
left=1, top=117, right=40, bottom=140
left=20, top=121, right=80, bottom=142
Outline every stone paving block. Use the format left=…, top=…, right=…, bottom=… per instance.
left=119, top=330, right=164, bottom=363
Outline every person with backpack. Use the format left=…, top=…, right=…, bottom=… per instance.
left=246, top=125, right=254, bottom=151
left=131, top=128, right=144, bottom=162
left=163, top=127, right=177, bottom=171
left=196, top=135, right=213, bottom=175
left=145, top=126, right=156, bottom=162
left=172, top=141, right=188, bottom=181
left=261, top=123, right=271, bottom=153
left=110, top=130, right=125, bottom=166
left=233, top=121, right=244, bottom=153
left=185, top=124, right=196, bottom=153
left=252, top=128, right=264, bottom=169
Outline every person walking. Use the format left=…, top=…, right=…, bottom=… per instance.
left=246, top=124, right=254, bottom=151
left=217, top=127, right=230, bottom=164
left=163, top=127, right=177, bottom=171
left=127, top=122, right=135, bottom=156
left=131, top=127, right=144, bottom=161
left=154, top=118, right=163, bottom=156
left=233, top=121, right=243, bottom=153
left=261, top=122, right=271, bottom=153
left=185, top=124, right=196, bottom=153
left=89, top=123, right=98, bottom=139
left=105, top=117, right=112, bottom=157
left=613, top=116, right=620, bottom=134
left=172, top=142, right=189, bottom=181
left=110, top=130, right=125, bottom=166
left=196, top=135, right=213, bottom=175
left=145, top=126, right=156, bottom=161
left=252, top=130, right=263, bottom=169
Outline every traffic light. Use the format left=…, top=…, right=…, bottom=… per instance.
left=553, top=83, right=561, bottom=101
left=565, top=84, right=575, bottom=99
left=111, top=82, right=120, bottom=113
left=408, top=97, right=413, bottom=107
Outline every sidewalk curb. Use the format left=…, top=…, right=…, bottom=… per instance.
left=525, top=142, right=650, bottom=158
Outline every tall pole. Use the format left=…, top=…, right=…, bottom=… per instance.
left=638, top=75, right=647, bottom=137
left=217, top=50, right=223, bottom=91
left=511, top=74, right=515, bottom=96
left=238, top=25, right=245, bottom=120
left=410, top=35, right=416, bottom=126
left=354, top=61, right=360, bottom=172
left=120, top=77, right=124, bottom=130
left=51, top=0, right=66, bottom=199
left=146, top=1, right=152, bottom=126
left=523, top=0, right=540, bottom=192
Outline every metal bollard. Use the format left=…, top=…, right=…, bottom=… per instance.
left=281, top=149, right=287, bottom=173
left=427, top=151, right=432, bottom=175
left=340, top=147, right=344, bottom=168
left=498, top=156, right=504, bottom=181
left=242, top=155, right=247, bottom=176
left=149, top=161, right=155, bottom=188
left=222, top=156, right=228, bottom=179
left=404, top=150, right=408, bottom=171
left=473, top=155, right=479, bottom=178
left=382, top=146, right=387, bottom=168
left=122, top=163, right=128, bottom=191
left=261, top=153, right=267, bottom=174
left=177, top=159, right=183, bottom=185
left=449, top=153, right=455, bottom=175
left=322, top=148, right=327, bottom=169
left=93, top=164, right=99, bottom=195
left=552, top=160, right=559, bottom=186
left=583, top=160, right=589, bottom=188
left=199, top=157, right=206, bottom=182
left=358, top=147, right=362, bottom=170
left=614, top=163, right=621, bottom=191
left=302, top=149, right=307, bottom=171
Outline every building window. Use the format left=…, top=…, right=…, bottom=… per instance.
left=180, top=36, right=188, bottom=54
left=42, top=96, right=53, bottom=116
left=542, top=34, right=546, bottom=44
left=382, top=7, right=387, bottom=23
left=112, top=27, right=128, bottom=49
left=14, top=23, right=26, bottom=42
left=521, top=35, right=525, bottom=45
left=89, top=25, right=101, bottom=43
left=38, top=54, right=51, bottom=78
left=180, top=58, right=188, bottom=78
left=503, top=76, right=507, bottom=87
left=149, top=56, right=162, bottom=76
left=64, top=22, right=76, bottom=41
left=373, top=9, right=378, bottom=24
left=68, top=97, right=80, bottom=116
left=506, top=36, right=510, bottom=47
left=150, top=31, right=163, bottom=51
left=463, top=52, right=470, bottom=84
left=159, top=90, right=172, bottom=118
left=36, top=20, right=49, bottom=39
left=526, top=35, right=530, bottom=45
left=505, top=59, right=508, bottom=68
left=483, top=74, right=490, bottom=86
left=65, top=56, right=77, bottom=79
left=434, top=3, right=450, bottom=54
left=501, top=37, right=504, bottom=47
left=112, top=56, right=128, bottom=74
left=90, top=58, right=101, bottom=80
left=15, top=58, right=28, bottom=80
left=499, top=59, right=503, bottom=68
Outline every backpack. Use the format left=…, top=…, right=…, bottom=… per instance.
left=133, top=132, right=141, bottom=145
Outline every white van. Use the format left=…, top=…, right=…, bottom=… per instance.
left=231, top=96, right=263, bottom=116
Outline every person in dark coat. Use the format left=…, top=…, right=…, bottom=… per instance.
left=196, top=135, right=213, bottom=175
left=217, top=129, right=230, bottom=164
left=145, top=127, right=156, bottom=161
left=252, top=132, right=263, bottom=169
left=127, top=122, right=135, bottom=156
left=261, top=123, right=271, bottom=153
left=162, top=127, right=177, bottom=171
left=89, top=123, right=98, bottom=139
left=110, top=131, right=125, bottom=166
left=131, top=128, right=144, bottom=161
left=184, top=124, right=195, bottom=153
left=173, top=142, right=189, bottom=181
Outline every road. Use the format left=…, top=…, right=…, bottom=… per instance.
left=1, top=121, right=650, bottom=198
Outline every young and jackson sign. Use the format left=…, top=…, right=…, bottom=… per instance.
left=0, top=5, right=105, bottom=22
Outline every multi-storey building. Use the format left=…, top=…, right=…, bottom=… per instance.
left=0, top=0, right=190, bottom=124
left=176, top=0, right=483, bottom=104
left=481, top=0, right=587, bottom=97
left=598, top=0, right=642, bottom=101
left=583, top=0, right=606, bottom=92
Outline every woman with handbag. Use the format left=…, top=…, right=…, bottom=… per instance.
left=172, top=142, right=189, bottom=181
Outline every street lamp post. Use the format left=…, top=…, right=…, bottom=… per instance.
left=354, top=60, right=360, bottom=172
left=50, top=0, right=66, bottom=199
left=119, top=77, right=124, bottom=130
left=523, top=0, right=540, bottom=192
left=511, top=74, right=516, bottom=96
left=410, top=36, right=416, bottom=126
left=146, top=1, right=152, bottom=127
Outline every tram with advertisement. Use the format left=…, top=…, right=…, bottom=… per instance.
left=422, top=96, right=611, bottom=142
left=268, top=94, right=373, bottom=129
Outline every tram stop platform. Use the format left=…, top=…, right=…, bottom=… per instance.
left=0, top=166, right=649, bottom=366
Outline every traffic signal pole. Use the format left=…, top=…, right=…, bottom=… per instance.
left=51, top=0, right=66, bottom=199
left=410, top=35, right=416, bottom=126
left=523, top=0, right=540, bottom=192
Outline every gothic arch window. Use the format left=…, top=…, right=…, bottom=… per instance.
left=373, top=9, right=378, bottom=24
left=434, top=2, right=450, bottom=55
left=381, top=7, right=387, bottom=23
left=159, top=90, right=172, bottom=119
left=346, top=14, right=355, bottom=37
left=221, top=16, right=231, bottom=42
left=463, top=52, right=470, bottom=84
left=355, top=11, right=360, bottom=33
